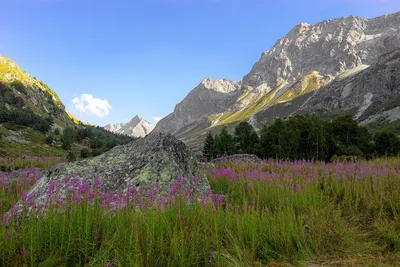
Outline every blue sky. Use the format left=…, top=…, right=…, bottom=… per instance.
left=1, top=0, right=399, bottom=126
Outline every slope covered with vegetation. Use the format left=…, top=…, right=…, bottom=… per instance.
left=0, top=55, right=134, bottom=168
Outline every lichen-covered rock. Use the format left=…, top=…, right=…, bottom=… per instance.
left=29, top=132, right=209, bottom=200
left=211, top=154, right=262, bottom=163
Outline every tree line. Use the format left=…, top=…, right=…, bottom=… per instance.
left=203, top=115, right=400, bottom=161
left=60, top=125, right=135, bottom=159
left=0, top=107, right=133, bottom=161
left=0, top=104, right=53, bottom=133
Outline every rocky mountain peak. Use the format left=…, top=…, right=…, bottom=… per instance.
left=200, top=77, right=241, bottom=93
left=104, top=115, right=154, bottom=138
left=153, top=77, right=242, bottom=135
left=155, top=11, right=400, bottom=149
left=129, top=115, right=143, bottom=124
left=244, top=11, right=400, bottom=91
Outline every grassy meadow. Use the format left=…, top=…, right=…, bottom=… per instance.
left=1, top=158, right=400, bottom=266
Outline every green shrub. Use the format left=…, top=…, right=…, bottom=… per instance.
left=10, top=80, right=27, bottom=95
left=62, top=127, right=76, bottom=150
left=67, top=151, right=76, bottom=162
left=80, top=148, right=91, bottom=158
left=92, top=148, right=102, bottom=156
left=45, top=135, right=54, bottom=145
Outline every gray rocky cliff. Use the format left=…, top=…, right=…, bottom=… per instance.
left=104, top=115, right=154, bottom=137
left=154, top=78, right=241, bottom=134
left=153, top=11, right=400, bottom=148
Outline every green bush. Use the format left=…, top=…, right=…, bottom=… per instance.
left=67, top=151, right=76, bottom=162
left=62, top=127, right=76, bottom=150
left=92, top=148, right=102, bottom=157
left=374, top=131, right=400, bottom=156
left=10, top=81, right=28, bottom=95
left=45, top=135, right=54, bottom=145
left=80, top=148, right=91, bottom=158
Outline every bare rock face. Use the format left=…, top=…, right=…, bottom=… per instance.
left=154, top=77, right=241, bottom=135
left=299, top=49, right=400, bottom=121
left=153, top=11, right=400, bottom=149
left=243, top=12, right=400, bottom=90
left=104, top=115, right=154, bottom=138
left=253, top=49, right=400, bottom=127
left=26, top=132, right=209, bottom=204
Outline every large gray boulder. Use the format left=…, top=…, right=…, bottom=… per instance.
left=211, top=154, right=262, bottom=164
left=29, top=132, right=209, bottom=200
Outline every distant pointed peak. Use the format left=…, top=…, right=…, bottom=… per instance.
left=133, top=114, right=142, bottom=120
left=288, top=22, right=311, bottom=35
left=199, top=77, right=241, bottom=93
left=201, top=77, right=213, bottom=85
left=297, top=22, right=310, bottom=27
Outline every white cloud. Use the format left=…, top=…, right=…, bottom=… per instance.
left=72, top=94, right=111, bottom=117
left=152, top=116, right=164, bottom=123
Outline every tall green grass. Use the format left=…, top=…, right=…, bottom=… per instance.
left=1, top=158, right=400, bottom=266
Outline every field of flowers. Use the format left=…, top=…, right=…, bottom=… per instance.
left=1, top=158, right=400, bottom=266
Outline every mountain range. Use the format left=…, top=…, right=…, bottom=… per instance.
left=104, top=115, right=154, bottom=137
left=154, top=11, right=400, bottom=150
left=1, top=11, right=400, bottom=154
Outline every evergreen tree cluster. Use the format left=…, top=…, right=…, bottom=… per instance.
left=203, top=121, right=260, bottom=161
left=203, top=115, right=400, bottom=161
left=0, top=103, right=53, bottom=133
left=62, top=125, right=135, bottom=157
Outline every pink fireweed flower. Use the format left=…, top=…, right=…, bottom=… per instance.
left=6, top=233, right=12, bottom=240
left=193, top=176, right=199, bottom=186
left=21, top=248, right=27, bottom=257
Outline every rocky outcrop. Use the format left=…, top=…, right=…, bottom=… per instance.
left=253, top=49, right=400, bottom=127
left=25, top=132, right=209, bottom=206
left=211, top=154, right=262, bottom=163
left=299, top=49, right=400, bottom=121
left=104, top=115, right=154, bottom=137
left=154, top=11, right=400, bottom=149
left=154, top=78, right=241, bottom=135
left=244, top=12, right=400, bottom=90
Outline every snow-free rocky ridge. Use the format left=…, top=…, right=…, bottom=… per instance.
left=104, top=115, right=154, bottom=137
left=154, top=11, right=400, bottom=149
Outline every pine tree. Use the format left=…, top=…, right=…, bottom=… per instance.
left=374, top=131, right=400, bottom=156
left=62, top=127, right=76, bottom=150
left=202, top=131, right=214, bottom=161
left=218, top=126, right=236, bottom=156
left=234, top=121, right=259, bottom=153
